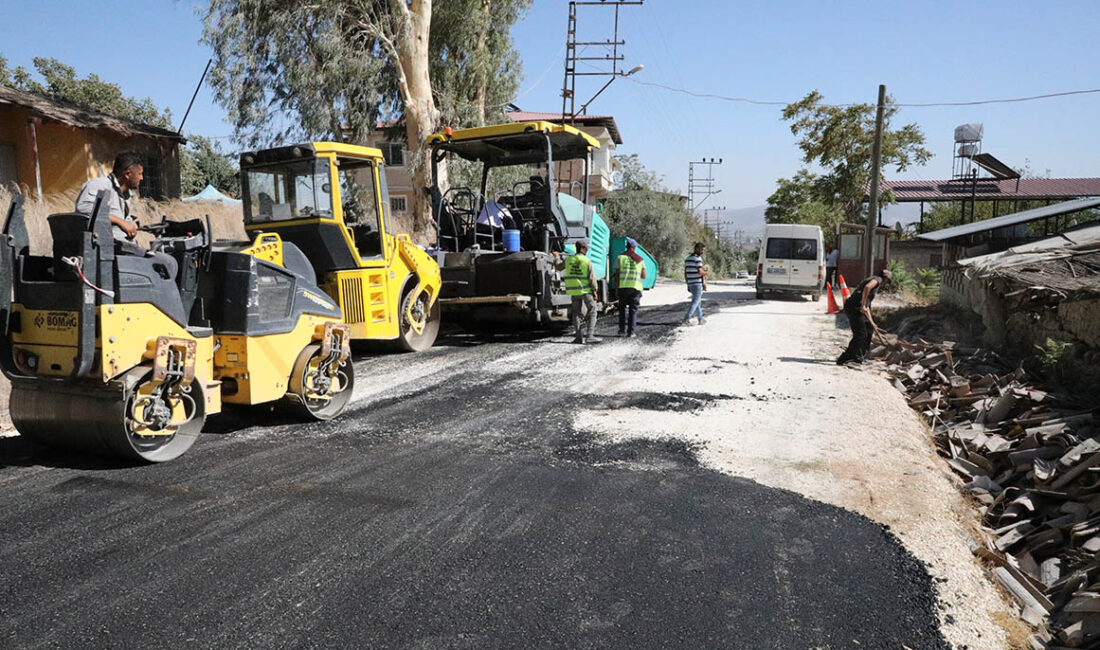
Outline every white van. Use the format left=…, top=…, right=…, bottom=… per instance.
left=755, top=223, right=825, bottom=300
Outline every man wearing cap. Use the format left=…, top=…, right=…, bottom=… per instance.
left=564, top=239, right=599, bottom=344
left=836, top=269, right=892, bottom=365
left=613, top=238, right=646, bottom=337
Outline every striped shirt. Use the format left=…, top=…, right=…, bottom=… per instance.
left=684, top=254, right=704, bottom=286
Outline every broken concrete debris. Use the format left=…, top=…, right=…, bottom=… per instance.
left=868, top=334, right=1098, bottom=649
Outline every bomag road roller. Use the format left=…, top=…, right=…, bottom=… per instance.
left=0, top=192, right=354, bottom=462
left=237, top=142, right=441, bottom=351
left=427, top=121, right=607, bottom=327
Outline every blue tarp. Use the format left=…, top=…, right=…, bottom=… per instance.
left=182, top=184, right=242, bottom=205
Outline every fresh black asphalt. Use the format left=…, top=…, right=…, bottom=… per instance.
left=0, top=296, right=949, bottom=649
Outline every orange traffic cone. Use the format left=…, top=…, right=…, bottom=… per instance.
left=825, top=282, right=841, bottom=314
left=838, top=274, right=851, bottom=302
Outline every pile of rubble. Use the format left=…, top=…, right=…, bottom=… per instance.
left=869, top=334, right=1098, bottom=649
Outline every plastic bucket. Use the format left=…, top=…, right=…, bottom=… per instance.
left=503, top=229, right=521, bottom=252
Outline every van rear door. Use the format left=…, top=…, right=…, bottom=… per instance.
left=788, top=238, right=819, bottom=289
left=762, top=237, right=791, bottom=286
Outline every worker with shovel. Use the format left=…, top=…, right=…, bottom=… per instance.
left=836, top=269, right=892, bottom=365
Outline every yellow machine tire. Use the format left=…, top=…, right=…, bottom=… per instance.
left=11, top=373, right=206, bottom=463
left=395, top=287, right=441, bottom=353
left=287, top=344, right=354, bottom=420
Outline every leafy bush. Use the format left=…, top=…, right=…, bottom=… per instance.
left=887, top=259, right=915, bottom=293
left=1035, top=338, right=1078, bottom=384
left=914, top=267, right=941, bottom=302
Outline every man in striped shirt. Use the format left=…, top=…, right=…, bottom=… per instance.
left=682, top=242, right=708, bottom=325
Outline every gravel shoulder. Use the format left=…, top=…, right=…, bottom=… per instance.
left=580, top=278, right=1018, bottom=650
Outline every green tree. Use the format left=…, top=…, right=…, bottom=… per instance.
left=0, top=56, right=173, bottom=128
left=180, top=135, right=240, bottom=197
left=602, top=188, right=689, bottom=271
left=767, top=90, right=932, bottom=227
left=202, top=0, right=530, bottom=230
left=432, top=0, right=530, bottom=127
left=602, top=154, right=742, bottom=277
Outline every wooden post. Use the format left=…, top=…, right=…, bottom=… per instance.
left=864, top=84, right=886, bottom=278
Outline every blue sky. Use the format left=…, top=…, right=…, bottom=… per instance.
left=2, top=0, right=1098, bottom=210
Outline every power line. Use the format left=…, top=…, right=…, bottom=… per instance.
left=624, top=77, right=1100, bottom=109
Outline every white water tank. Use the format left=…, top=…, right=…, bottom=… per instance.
left=954, top=123, right=984, bottom=143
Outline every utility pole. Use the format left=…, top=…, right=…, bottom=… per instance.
left=864, top=84, right=886, bottom=279
left=703, top=205, right=726, bottom=243
left=561, top=1, right=644, bottom=122
left=688, top=158, right=722, bottom=214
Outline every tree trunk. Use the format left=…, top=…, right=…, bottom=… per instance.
left=474, top=0, right=491, bottom=126
left=391, top=0, right=442, bottom=234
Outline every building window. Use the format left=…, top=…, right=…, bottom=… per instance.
left=138, top=152, right=164, bottom=200
left=382, top=143, right=405, bottom=167
left=390, top=196, right=407, bottom=213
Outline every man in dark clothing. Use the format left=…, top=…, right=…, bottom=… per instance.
left=836, top=269, right=892, bottom=365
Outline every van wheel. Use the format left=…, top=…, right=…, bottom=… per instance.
left=755, top=290, right=763, bottom=299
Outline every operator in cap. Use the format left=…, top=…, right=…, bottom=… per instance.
left=564, top=239, right=599, bottom=344
left=75, top=152, right=177, bottom=281
left=836, top=269, right=892, bottom=365
left=613, top=237, right=646, bottom=338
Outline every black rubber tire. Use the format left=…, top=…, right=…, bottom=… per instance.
left=395, top=288, right=441, bottom=352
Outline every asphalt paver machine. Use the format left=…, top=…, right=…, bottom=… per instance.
left=428, top=121, right=608, bottom=326
left=0, top=193, right=354, bottom=462
left=238, top=142, right=442, bottom=351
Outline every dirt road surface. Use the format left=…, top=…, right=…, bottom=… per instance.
left=0, top=279, right=1013, bottom=649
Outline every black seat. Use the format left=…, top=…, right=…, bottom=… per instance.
left=47, top=213, right=90, bottom=279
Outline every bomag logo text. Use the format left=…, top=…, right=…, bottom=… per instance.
left=39, top=312, right=78, bottom=329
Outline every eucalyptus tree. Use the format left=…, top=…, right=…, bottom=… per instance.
left=202, top=0, right=530, bottom=229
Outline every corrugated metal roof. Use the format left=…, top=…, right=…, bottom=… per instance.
left=882, top=178, right=1100, bottom=201
left=506, top=110, right=622, bottom=145
left=0, top=85, right=184, bottom=141
left=919, top=197, right=1100, bottom=242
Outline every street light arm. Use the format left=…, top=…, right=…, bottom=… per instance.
left=578, top=76, right=617, bottom=116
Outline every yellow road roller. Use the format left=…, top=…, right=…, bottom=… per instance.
left=238, top=142, right=442, bottom=351
left=0, top=192, right=354, bottom=462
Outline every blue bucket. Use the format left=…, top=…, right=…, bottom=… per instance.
left=503, top=229, right=521, bottom=252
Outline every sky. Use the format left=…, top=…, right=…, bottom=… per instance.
left=2, top=0, right=1099, bottom=214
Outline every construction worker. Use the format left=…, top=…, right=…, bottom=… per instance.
left=613, top=238, right=646, bottom=338
left=836, top=269, right=892, bottom=365
left=75, top=152, right=178, bottom=281
left=564, top=240, right=599, bottom=344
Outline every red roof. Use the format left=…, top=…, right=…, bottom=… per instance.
left=882, top=178, right=1100, bottom=202
left=506, top=111, right=622, bottom=145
